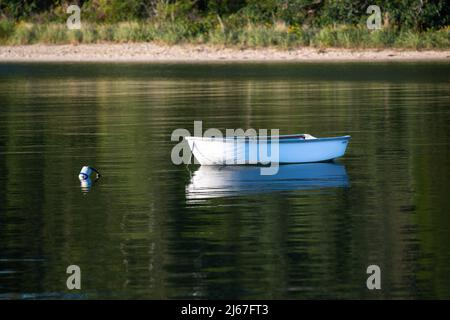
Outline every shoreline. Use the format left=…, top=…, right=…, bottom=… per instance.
left=1, top=43, right=449, bottom=63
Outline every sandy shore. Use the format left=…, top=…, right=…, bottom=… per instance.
left=0, top=43, right=449, bottom=62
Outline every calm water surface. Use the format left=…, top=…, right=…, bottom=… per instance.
left=0, top=62, right=449, bottom=299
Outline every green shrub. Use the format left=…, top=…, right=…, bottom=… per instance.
left=40, top=24, right=68, bottom=43
left=97, top=24, right=115, bottom=42
left=368, top=29, right=397, bottom=48
left=395, top=30, right=421, bottom=49
left=68, top=29, right=83, bottom=43
left=312, top=27, right=337, bottom=47
left=79, top=24, right=99, bottom=43
left=0, top=17, right=447, bottom=49
left=0, top=20, right=15, bottom=44
left=12, top=22, right=39, bottom=44
left=419, top=28, right=450, bottom=49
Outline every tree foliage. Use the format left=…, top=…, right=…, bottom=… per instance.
left=0, top=0, right=448, bottom=30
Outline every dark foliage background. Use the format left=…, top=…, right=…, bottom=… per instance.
left=0, top=0, right=448, bottom=30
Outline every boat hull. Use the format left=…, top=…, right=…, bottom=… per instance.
left=185, top=135, right=350, bottom=165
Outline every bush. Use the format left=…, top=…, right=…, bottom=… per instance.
left=0, top=20, right=15, bottom=43
left=12, top=22, right=39, bottom=44
left=40, top=24, right=68, bottom=43
left=395, top=30, right=421, bottom=49
left=419, top=28, right=450, bottom=49
left=368, top=29, right=397, bottom=48
left=0, top=18, right=448, bottom=49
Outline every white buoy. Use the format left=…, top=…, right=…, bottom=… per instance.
left=78, top=165, right=101, bottom=181
left=78, top=166, right=101, bottom=193
left=79, top=166, right=93, bottom=181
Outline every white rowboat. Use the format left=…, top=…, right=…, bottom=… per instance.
left=185, top=134, right=350, bottom=165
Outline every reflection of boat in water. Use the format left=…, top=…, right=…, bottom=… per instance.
left=80, top=178, right=92, bottom=194
left=186, top=162, right=349, bottom=201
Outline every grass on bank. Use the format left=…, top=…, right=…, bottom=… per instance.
left=0, top=20, right=449, bottom=49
